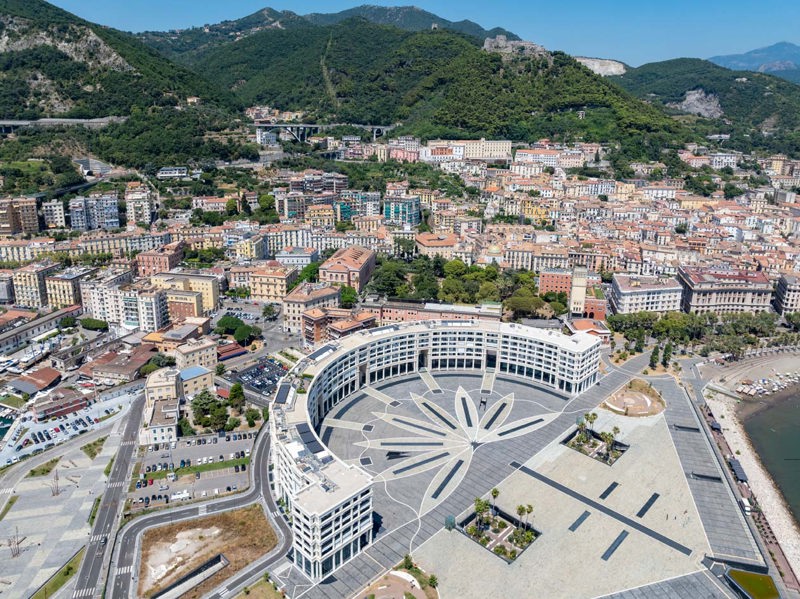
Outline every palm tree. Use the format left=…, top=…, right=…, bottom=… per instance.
left=516, top=504, right=526, bottom=524
left=474, top=497, right=489, bottom=529
left=491, top=487, right=500, bottom=516
left=526, top=504, right=533, bottom=528
left=611, top=425, right=620, bottom=444
left=585, top=412, right=598, bottom=435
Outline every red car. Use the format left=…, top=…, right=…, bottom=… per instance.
left=148, top=479, right=154, bottom=486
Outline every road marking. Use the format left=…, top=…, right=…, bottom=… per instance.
left=90, top=534, right=106, bottom=542
left=73, top=588, right=94, bottom=598
left=219, top=588, right=231, bottom=597
left=120, top=440, right=135, bottom=446
left=0, top=487, right=13, bottom=495
left=115, top=565, right=133, bottom=575
left=108, top=481, right=125, bottom=488
left=199, top=504, right=208, bottom=515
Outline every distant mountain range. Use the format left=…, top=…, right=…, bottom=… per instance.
left=137, top=4, right=518, bottom=64
left=710, top=42, right=800, bottom=84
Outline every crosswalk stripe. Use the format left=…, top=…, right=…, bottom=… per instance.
left=73, top=588, right=93, bottom=598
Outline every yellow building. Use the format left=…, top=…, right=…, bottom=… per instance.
left=305, top=204, right=336, bottom=229
left=235, top=235, right=266, bottom=261
left=151, top=272, right=219, bottom=315
left=12, top=262, right=60, bottom=308
left=45, top=267, right=97, bottom=309
left=249, top=266, right=298, bottom=302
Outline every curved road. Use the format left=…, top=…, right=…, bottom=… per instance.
left=106, top=425, right=292, bottom=599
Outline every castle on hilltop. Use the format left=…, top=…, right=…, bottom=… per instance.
left=483, top=35, right=548, bottom=58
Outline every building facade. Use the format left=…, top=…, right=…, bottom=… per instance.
left=677, top=267, right=772, bottom=314
left=12, top=262, right=59, bottom=308
left=609, top=274, right=683, bottom=315
left=319, top=246, right=376, bottom=292
left=774, top=274, right=800, bottom=315
left=283, top=282, right=341, bottom=334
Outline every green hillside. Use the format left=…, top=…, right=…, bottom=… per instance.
left=303, top=5, right=518, bottom=40
left=0, top=0, right=239, bottom=118
left=613, top=58, right=800, bottom=155
left=193, top=19, right=684, bottom=155
left=137, top=4, right=517, bottom=65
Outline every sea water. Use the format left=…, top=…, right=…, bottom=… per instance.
left=744, top=395, right=800, bottom=526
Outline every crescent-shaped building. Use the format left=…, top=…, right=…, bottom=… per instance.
left=270, top=320, right=601, bottom=582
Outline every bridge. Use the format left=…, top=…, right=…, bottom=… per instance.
left=0, top=116, right=126, bottom=134
left=254, top=121, right=398, bottom=143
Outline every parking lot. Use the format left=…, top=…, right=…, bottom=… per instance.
left=234, top=357, right=288, bottom=395
left=128, top=431, right=257, bottom=509
left=1, top=395, right=130, bottom=466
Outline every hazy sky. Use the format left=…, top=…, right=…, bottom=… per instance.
left=49, top=0, right=799, bottom=66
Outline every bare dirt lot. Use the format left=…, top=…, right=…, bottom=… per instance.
left=138, top=504, right=277, bottom=598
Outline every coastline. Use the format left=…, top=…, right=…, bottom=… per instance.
left=705, top=388, right=800, bottom=579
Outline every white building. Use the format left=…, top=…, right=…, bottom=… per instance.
left=271, top=321, right=600, bottom=580
left=609, top=274, right=683, bottom=315
left=42, top=200, right=66, bottom=229
left=774, top=274, right=800, bottom=315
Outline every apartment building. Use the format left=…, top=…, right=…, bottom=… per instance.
left=383, top=194, right=421, bottom=227
left=165, top=289, right=204, bottom=321
left=125, top=182, right=155, bottom=225
left=0, top=197, right=39, bottom=236
left=44, top=267, right=97, bottom=309
left=79, top=268, right=134, bottom=323
left=275, top=246, right=319, bottom=268
left=774, top=274, right=800, bottom=315
left=69, top=195, right=120, bottom=231
left=174, top=337, right=218, bottom=370
left=248, top=265, right=299, bottom=302
left=282, top=282, right=341, bottom=334
left=136, top=241, right=185, bottom=277
left=319, top=246, right=376, bottom=292
left=42, top=199, right=66, bottom=229
left=12, top=262, right=60, bottom=308
left=609, top=274, right=683, bottom=315
left=360, top=298, right=502, bottom=324
left=301, top=307, right=376, bottom=345
left=235, top=235, right=266, bottom=261
left=305, top=204, right=336, bottom=229
left=338, top=190, right=381, bottom=218
left=150, top=272, right=219, bottom=315
left=677, top=267, right=772, bottom=314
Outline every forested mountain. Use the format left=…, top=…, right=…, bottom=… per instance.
left=0, top=0, right=239, bottom=119
left=137, top=4, right=518, bottom=64
left=190, top=18, right=684, bottom=157
left=710, top=42, right=800, bottom=84
left=303, top=5, right=518, bottom=40
left=613, top=58, right=800, bottom=143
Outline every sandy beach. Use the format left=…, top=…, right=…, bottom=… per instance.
left=705, top=387, right=800, bottom=578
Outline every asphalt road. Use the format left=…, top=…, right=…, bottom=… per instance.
left=106, top=424, right=292, bottom=599
left=72, top=393, right=145, bottom=598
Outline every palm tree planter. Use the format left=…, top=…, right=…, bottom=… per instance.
left=458, top=504, right=541, bottom=563
left=563, top=427, right=630, bottom=466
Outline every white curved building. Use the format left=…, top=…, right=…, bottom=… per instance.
left=270, top=320, right=601, bottom=581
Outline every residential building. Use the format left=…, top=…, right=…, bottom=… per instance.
left=69, top=195, right=120, bottom=231
left=180, top=365, right=215, bottom=398
left=136, top=288, right=170, bottom=333
left=0, top=197, right=39, bottom=236
left=12, top=262, right=59, bottom=308
left=0, top=271, right=14, bottom=304
left=150, top=272, right=219, bottom=315
left=383, top=194, right=421, bottom=227
left=319, top=246, right=376, bottom=292
left=305, top=204, right=336, bottom=229
left=677, top=267, right=772, bottom=314
left=774, top=274, right=800, bottom=315
left=42, top=199, right=66, bottom=229
left=125, top=182, right=155, bottom=225
left=136, top=241, right=185, bottom=277
left=249, top=265, right=299, bottom=302
left=44, top=267, right=97, bottom=309
left=235, top=235, right=266, bottom=261
left=609, top=274, right=683, bottom=315
left=174, top=338, right=218, bottom=370
left=79, top=268, right=134, bottom=323
left=569, top=266, right=588, bottom=317
left=164, top=289, right=204, bottom=321
left=283, top=282, right=341, bottom=334
left=301, top=307, right=377, bottom=345
left=275, top=246, right=319, bottom=268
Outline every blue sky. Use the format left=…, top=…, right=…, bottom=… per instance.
left=50, top=0, right=799, bottom=66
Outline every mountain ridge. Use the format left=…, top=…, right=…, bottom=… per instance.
left=710, top=42, right=800, bottom=84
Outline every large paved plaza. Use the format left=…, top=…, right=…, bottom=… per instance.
left=269, top=359, right=765, bottom=599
